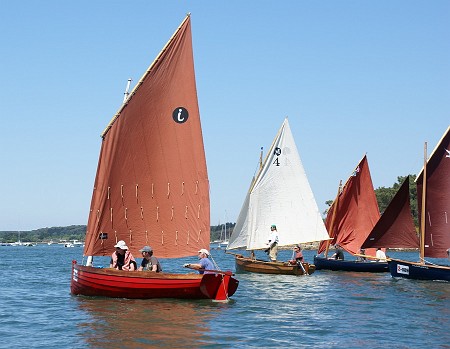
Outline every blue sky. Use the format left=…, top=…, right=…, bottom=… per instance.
left=0, top=1, right=448, bottom=231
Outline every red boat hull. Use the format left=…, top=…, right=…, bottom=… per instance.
left=71, top=261, right=239, bottom=301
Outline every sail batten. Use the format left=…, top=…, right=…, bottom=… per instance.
left=227, top=118, right=329, bottom=251
left=84, top=15, right=210, bottom=258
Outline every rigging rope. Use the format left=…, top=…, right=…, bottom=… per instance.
left=209, top=252, right=230, bottom=301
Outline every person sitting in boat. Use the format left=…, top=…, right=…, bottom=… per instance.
left=288, top=244, right=304, bottom=266
left=109, top=240, right=136, bottom=271
left=138, top=245, right=162, bottom=272
left=375, top=248, right=387, bottom=262
left=357, top=248, right=367, bottom=261
left=266, top=224, right=279, bottom=262
left=330, top=244, right=344, bottom=260
left=183, top=249, right=215, bottom=274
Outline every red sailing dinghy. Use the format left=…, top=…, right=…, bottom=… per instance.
left=71, top=14, right=238, bottom=300
left=314, top=155, right=389, bottom=272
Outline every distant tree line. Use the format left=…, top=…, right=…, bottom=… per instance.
left=0, top=225, right=86, bottom=243
left=0, top=223, right=236, bottom=243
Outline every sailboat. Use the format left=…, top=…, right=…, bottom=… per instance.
left=11, top=231, right=23, bottom=246
left=314, top=155, right=389, bottom=272
left=388, top=126, right=450, bottom=281
left=226, top=118, right=330, bottom=275
left=70, top=14, right=239, bottom=300
left=218, top=222, right=229, bottom=249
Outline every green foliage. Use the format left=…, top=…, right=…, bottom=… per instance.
left=0, top=225, right=86, bottom=243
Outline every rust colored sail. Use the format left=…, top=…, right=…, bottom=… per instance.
left=318, top=155, right=380, bottom=255
left=83, top=15, right=210, bottom=258
left=416, top=126, right=450, bottom=258
left=361, top=177, right=419, bottom=249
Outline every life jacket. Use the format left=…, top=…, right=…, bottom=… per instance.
left=111, top=250, right=135, bottom=271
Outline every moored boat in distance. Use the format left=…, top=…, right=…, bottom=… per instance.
left=70, top=14, right=238, bottom=301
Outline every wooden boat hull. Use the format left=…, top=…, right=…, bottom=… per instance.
left=314, top=256, right=389, bottom=272
left=71, top=261, right=239, bottom=301
left=388, top=259, right=450, bottom=281
left=235, top=255, right=315, bottom=275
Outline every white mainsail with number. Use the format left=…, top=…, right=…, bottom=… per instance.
left=227, top=118, right=329, bottom=251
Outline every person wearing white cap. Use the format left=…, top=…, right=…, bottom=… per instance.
left=183, top=248, right=215, bottom=274
left=109, top=240, right=136, bottom=271
left=137, top=245, right=162, bottom=272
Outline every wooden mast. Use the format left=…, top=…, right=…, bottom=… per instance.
left=324, top=180, right=342, bottom=257
left=419, top=142, right=427, bottom=263
left=249, top=147, right=264, bottom=260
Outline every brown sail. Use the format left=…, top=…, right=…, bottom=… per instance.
left=318, top=155, right=380, bottom=256
left=83, top=15, right=210, bottom=258
left=361, top=176, right=419, bottom=249
left=416, top=126, right=450, bottom=258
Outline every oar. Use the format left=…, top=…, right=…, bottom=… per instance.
left=291, top=248, right=308, bottom=275
left=298, top=261, right=308, bottom=275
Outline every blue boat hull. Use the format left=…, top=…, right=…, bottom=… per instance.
left=314, top=256, right=389, bottom=272
left=388, top=259, right=450, bottom=281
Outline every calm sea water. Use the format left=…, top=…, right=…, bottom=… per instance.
left=0, top=245, right=449, bottom=349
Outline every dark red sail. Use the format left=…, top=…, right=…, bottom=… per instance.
left=416, top=126, right=450, bottom=258
left=362, top=177, right=419, bottom=249
left=318, top=155, right=380, bottom=256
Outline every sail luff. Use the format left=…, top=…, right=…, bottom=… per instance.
left=248, top=122, right=285, bottom=194
left=322, top=180, right=342, bottom=257
left=226, top=188, right=251, bottom=250
left=101, top=14, right=191, bottom=138
left=419, top=142, right=427, bottom=263
left=227, top=124, right=285, bottom=251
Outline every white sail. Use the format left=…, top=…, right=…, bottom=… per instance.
left=227, top=188, right=252, bottom=250
left=227, top=118, right=329, bottom=251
